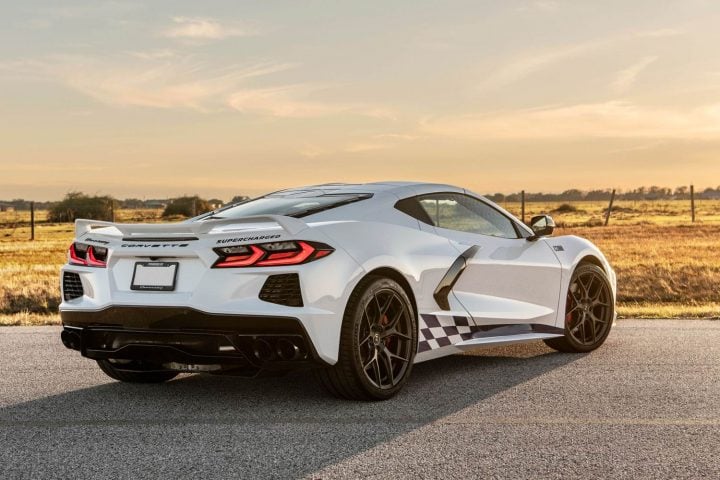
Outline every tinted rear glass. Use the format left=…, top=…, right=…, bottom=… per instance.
left=196, top=193, right=372, bottom=220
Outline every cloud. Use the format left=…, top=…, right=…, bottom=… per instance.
left=373, top=133, right=421, bottom=141
left=0, top=54, right=391, bottom=119
left=343, top=142, right=389, bottom=153
left=162, top=17, right=260, bottom=41
left=475, top=39, right=608, bottom=91
left=517, top=1, right=560, bottom=12
left=0, top=55, right=295, bottom=110
left=475, top=27, right=680, bottom=92
left=420, top=101, right=720, bottom=140
left=611, top=56, right=658, bottom=92
left=33, top=2, right=142, bottom=19
left=635, top=28, right=683, bottom=38
left=227, top=86, right=394, bottom=119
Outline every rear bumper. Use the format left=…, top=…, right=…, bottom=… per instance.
left=61, top=306, right=329, bottom=372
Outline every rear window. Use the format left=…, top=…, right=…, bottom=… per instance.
left=196, top=193, right=372, bottom=220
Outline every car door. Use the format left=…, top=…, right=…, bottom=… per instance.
left=415, top=193, right=563, bottom=327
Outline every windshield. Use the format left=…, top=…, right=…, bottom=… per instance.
left=196, top=193, right=373, bottom=220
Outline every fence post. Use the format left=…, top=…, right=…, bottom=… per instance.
left=604, top=189, right=616, bottom=226
left=30, top=201, right=35, bottom=241
left=690, top=185, right=695, bottom=223
left=521, top=190, right=526, bottom=224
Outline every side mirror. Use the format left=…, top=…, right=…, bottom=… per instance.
left=528, top=215, right=556, bottom=241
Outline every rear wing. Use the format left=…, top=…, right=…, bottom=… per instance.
left=74, top=215, right=309, bottom=238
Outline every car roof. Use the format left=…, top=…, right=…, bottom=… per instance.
left=271, top=181, right=464, bottom=197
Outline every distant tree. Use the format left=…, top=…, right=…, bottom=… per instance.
left=48, top=192, right=115, bottom=222
left=586, top=189, right=612, bottom=201
left=560, top=189, right=584, bottom=201
left=230, top=195, right=251, bottom=205
left=162, top=196, right=212, bottom=218
left=121, top=198, right=145, bottom=209
left=486, top=193, right=505, bottom=203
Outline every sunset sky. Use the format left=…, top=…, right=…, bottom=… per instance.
left=2, top=0, right=720, bottom=201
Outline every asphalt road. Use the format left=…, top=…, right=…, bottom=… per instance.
left=1, top=320, right=719, bottom=479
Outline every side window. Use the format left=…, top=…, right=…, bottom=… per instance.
left=416, top=193, right=519, bottom=239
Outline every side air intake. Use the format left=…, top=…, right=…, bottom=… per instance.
left=259, top=274, right=303, bottom=307
left=62, top=272, right=84, bottom=300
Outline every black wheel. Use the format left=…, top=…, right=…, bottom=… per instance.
left=317, top=275, right=417, bottom=400
left=97, top=359, right=179, bottom=383
left=544, top=263, right=614, bottom=353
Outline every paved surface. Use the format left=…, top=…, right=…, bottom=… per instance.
left=1, top=321, right=719, bottom=479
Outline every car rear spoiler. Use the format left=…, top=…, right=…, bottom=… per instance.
left=74, top=215, right=309, bottom=238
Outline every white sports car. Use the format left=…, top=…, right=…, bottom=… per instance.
left=60, top=182, right=616, bottom=400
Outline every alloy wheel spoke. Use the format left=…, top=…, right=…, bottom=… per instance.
left=362, top=308, right=374, bottom=331
left=578, top=276, right=590, bottom=297
left=565, top=271, right=612, bottom=346
left=363, top=351, right=378, bottom=372
left=380, top=348, right=395, bottom=385
left=384, top=304, right=406, bottom=331
left=570, top=284, right=583, bottom=304
left=381, top=327, right=412, bottom=341
left=359, top=287, right=413, bottom=390
left=567, top=305, right=581, bottom=316
left=589, top=311, right=607, bottom=325
left=372, top=357, right=383, bottom=388
left=386, top=349, right=409, bottom=364
left=570, top=315, right=586, bottom=334
left=359, top=334, right=372, bottom=347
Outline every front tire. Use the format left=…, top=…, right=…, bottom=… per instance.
left=544, top=263, right=614, bottom=353
left=97, top=359, right=179, bottom=383
left=317, top=275, right=417, bottom=400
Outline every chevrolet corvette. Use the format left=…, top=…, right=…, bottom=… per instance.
left=60, top=182, right=616, bottom=400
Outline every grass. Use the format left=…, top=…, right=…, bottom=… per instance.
left=501, top=199, right=720, bottom=227
left=1, top=205, right=719, bottom=325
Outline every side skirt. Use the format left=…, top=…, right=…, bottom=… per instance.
left=414, top=320, right=564, bottom=364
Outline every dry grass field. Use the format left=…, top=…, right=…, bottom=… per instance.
left=1, top=202, right=718, bottom=325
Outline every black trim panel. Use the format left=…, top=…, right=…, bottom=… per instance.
left=61, top=306, right=305, bottom=333
left=470, top=323, right=565, bottom=338
left=433, top=245, right=480, bottom=310
left=60, top=307, right=328, bottom=370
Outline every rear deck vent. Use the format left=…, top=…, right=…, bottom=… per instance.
left=62, top=272, right=84, bottom=300
left=259, top=274, right=303, bottom=307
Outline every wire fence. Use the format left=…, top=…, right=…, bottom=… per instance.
left=1, top=187, right=718, bottom=242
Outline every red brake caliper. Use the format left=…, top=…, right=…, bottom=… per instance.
left=566, top=291, right=575, bottom=325
left=381, top=314, right=393, bottom=347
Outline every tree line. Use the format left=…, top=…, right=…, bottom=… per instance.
left=2, top=185, right=720, bottom=222
left=484, top=185, right=720, bottom=203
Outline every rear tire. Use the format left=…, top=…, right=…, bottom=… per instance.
left=97, top=359, right=179, bottom=383
left=544, top=263, right=614, bottom=353
left=317, top=275, right=417, bottom=400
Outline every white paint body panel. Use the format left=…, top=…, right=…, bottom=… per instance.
left=60, top=182, right=616, bottom=366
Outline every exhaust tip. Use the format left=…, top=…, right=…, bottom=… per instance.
left=252, top=338, right=274, bottom=361
left=61, top=330, right=82, bottom=351
left=276, top=338, right=302, bottom=361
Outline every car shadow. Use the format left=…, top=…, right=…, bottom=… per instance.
left=0, top=343, right=583, bottom=479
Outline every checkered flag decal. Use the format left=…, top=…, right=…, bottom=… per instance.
left=418, top=314, right=477, bottom=353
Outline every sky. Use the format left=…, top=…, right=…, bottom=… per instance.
left=1, top=0, right=720, bottom=201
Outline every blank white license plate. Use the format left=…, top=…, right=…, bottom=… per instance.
left=131, top=262, right=178, bottom=291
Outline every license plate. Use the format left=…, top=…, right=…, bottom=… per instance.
left=131, top=262, right=178, bottom=291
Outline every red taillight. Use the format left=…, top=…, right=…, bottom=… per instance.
left=213, top=241, right=333, bottom=268
left=68, top=243, right=108, bottom=268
